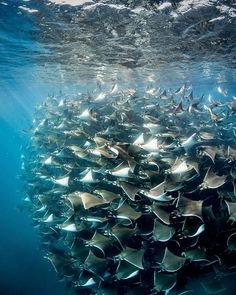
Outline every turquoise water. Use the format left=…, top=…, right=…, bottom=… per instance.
left=0, top=1, right=236, bottom=294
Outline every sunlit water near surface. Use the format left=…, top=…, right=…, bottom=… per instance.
left=0, top=0, right=236, bottom=294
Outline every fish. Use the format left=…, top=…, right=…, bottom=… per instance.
left=180, top=133, right=199, bottom=153
left=150, top=202, right=172, bottom=225
left=226, top=201, right=236, bottom=223
left=84, top=250, right=108, bottom=279
left=107, top=165, right=131, bottom=178
left=217, top=86, right=228, bottom=97
left=77, top=274, right=97, bottom=287
left=117, top=247, right=144, bottom=269
left=119, top=181, right=140, bottom=201
left=141, top=180, right=165, bottom=200
left=201, top=146, right=218, bottom=163
left=181, top=216, right=205, bottom=237
left=153, top=219, right=175, bottom=242
left=159, top=89, right=171, bottom=100
left=154, top=272, right=177, bottom=292
left=229, top=97, right=236, bottom=113
left=227, top=232, right=236, bottom=251
left=65, top=192, right=83, bottom=209
left=185, top=247, right=207, bottom=262
left=60, top=223, right=78, bottom=232
left=201, top=167, right=227, bottom=189
left=145, top=86, right=159, bottom=96
left=47, top=253, right=73, bottom=275
left=116, top=202, right=142, bottom=223
left=176, top=195, right=203, bottom=220
left=227, top=145, right=236, bottom=160
left=78, top=169, right=100, bottom=183
left=79, top=192, right=109, bottom=210
left=22, top=84, right=236, bottom=294
left=115, top=260, right=140, bottom=280
left=53, top=176, right=70, bottom=187
left=161, top=248, right=186, bottom=272
left=168, top=158, right=196, bottom=174
left=202, top=278, right=226, bottom=294
left=111, top=224, right=136, bottom=249
left=174, top=84, right=186, bottom=96
left=88, top=232, right=113, bottom=257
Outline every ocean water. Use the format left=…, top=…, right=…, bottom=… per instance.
left=0, top=1, right=236, bottom=295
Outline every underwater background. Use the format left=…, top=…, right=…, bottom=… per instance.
left=0, top=0, right=236, bottom=294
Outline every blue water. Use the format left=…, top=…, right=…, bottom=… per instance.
left=1, top=0, right=236, bottom=294
left=0, top=2, right=71, bottom=294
